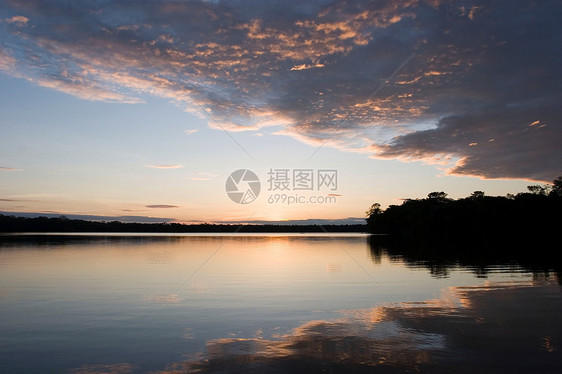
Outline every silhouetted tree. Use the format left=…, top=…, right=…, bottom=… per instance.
left=551, top=176, right=562, bottom=197
left=527, top=184, right=550, bottom=195
left=365, top=203, right=382, bottom=217
left=471, top=191, right=485, bottom=199
left=427, top=191, right=448, bottom=200
left=366, top=177, right=562, bottom=244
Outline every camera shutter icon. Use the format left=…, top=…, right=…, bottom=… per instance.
left=225, top=169, right=261, bottom=204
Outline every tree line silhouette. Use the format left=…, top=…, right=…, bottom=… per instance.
left=365, top=177, right=562, bottom=277
left=366, top=176, right=562, bottom=243
left=0, top=215, right=366, bottom=233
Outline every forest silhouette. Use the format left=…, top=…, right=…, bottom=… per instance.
left=366, top=176, right=561, bottom=240
left=365, top=176, right=562, bottom=277
left=0, top=215, right=365, bottom=233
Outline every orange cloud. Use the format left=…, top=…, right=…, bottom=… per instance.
left=6, top=16, right=28, bottom=25
left=144, top=164, right=184, bottom=169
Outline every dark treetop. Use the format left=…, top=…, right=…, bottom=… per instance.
left=365, top=177, right=562, bottom=262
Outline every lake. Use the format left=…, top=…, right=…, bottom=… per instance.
left=0, top=233, right=560, bottom=373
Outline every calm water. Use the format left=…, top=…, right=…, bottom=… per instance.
left=0, top=233, right=560, bottom=373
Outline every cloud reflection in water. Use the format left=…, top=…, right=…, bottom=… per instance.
left=165, top=280, right=561, bottom=373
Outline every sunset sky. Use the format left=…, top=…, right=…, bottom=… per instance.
left=1, top=0, right=560, bottom=224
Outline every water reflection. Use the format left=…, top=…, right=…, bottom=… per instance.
left=0, top=233, right=366, bottom=252
left=369, top=235, right=562, bottom=280
left=0, top=233, right=187, bottom=249
left=167, top=279, right=561, bottom=373
left=1, top=234, right=560, bottom=373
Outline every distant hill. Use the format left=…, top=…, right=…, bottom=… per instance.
left=0, top=214, right=367, bottom=233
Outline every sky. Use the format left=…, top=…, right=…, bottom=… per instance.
left=0, top=0, right=560, bottom=224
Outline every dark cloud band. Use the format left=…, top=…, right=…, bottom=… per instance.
left=1, top=0, right=560, bottom=181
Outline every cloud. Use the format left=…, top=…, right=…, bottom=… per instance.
left=290, top=62, right=325, bottom=71
left=0, top=166, right=22, bottom=171
left=0, top=48, right=16, bottom=72
left=216, top=217, right=365, bottom=225
left=376, top=107, right=562, bottom=181
left=4, top=193, right=56, bottom=198
left=189, top=171, right=218, bottom=181
left=144, top=164, right=184, bottom=169
left=5, top=15, right=28, bottom=25
left=145, top=204, right=178, bottom=208
left=0, top=211, right=176, bottom=223
left=69, top=363, right=134, bottom=374
left=1, top=0, right=560, bottom=181
left=184, top=129, right=198, bottom=135
left=0, top=198, right=30, bottom=202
